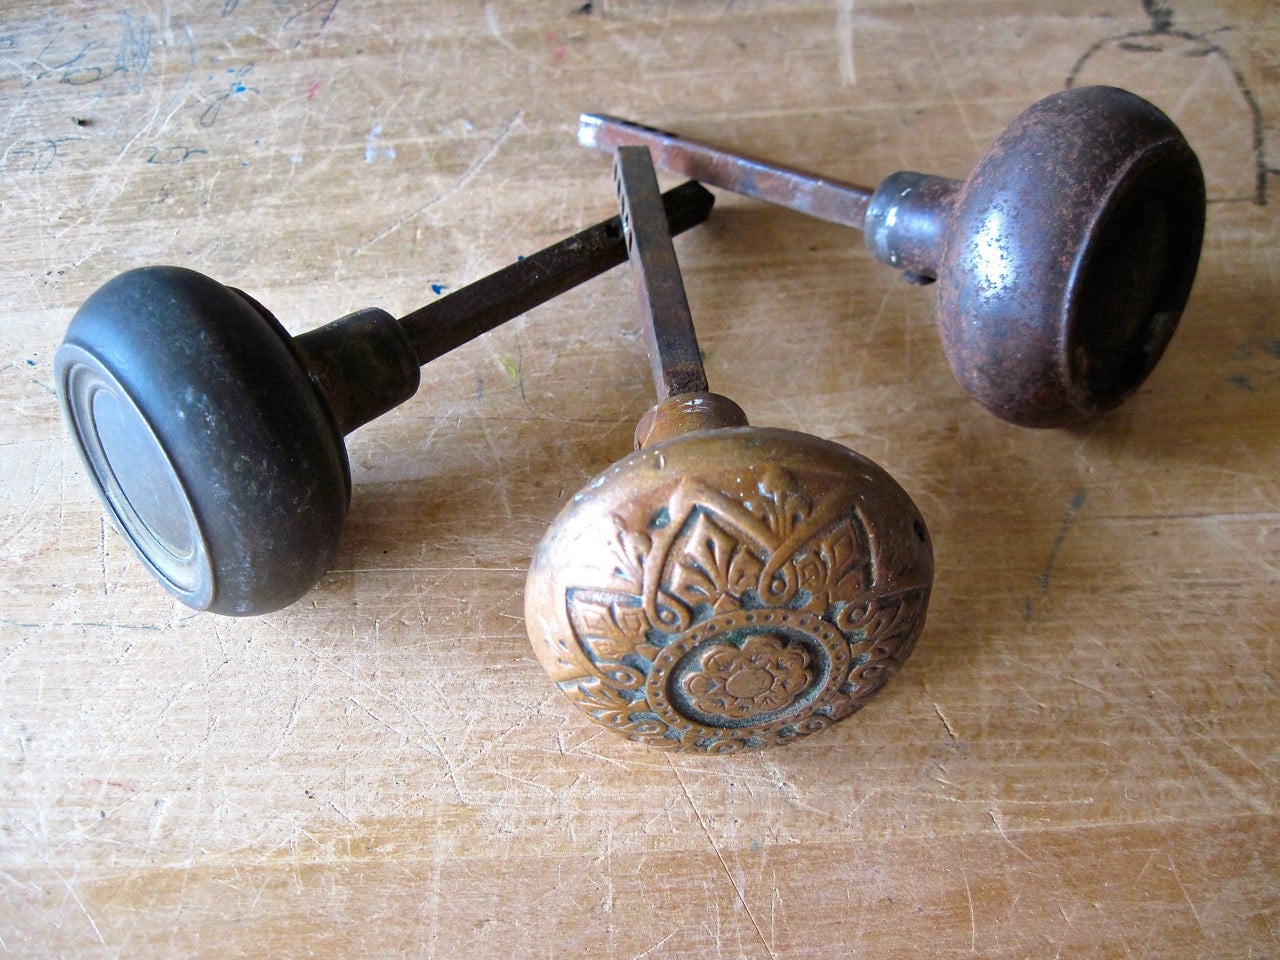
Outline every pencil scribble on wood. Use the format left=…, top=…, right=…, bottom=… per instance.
left=1067, top=0, right=1275, bottom=205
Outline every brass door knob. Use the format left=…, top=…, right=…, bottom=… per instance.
left=579, top=86, right=1206, bottom=427
left=526, top=147, right=933, bottom=753
left=56, top=183, right=714, bottom=615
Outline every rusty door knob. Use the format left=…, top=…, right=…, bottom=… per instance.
left=526, top=147, right=933, bottom=753
left=56, top=182, right=714, bottom=615
left=580, top=86, right=1206, bottom=427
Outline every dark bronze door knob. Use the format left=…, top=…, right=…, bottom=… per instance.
left=579, top=86, right=1206, bottom=427
left=56, top=183, right=714, bottom=615
left=526, top=147, right=933, bottom=752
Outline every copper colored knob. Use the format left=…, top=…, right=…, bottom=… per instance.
left=526, top=147, right=933, bottom=753
left=579, top=86, right=1206, bottom=427
left=526, top=414, right=934, bottom=753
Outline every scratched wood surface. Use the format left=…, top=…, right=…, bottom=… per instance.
left=2, top=1, right=1278, bottom=957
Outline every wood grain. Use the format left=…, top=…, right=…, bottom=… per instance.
left=2, top=1, right=1277, bottom=957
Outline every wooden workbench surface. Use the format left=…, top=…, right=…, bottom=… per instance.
left=2, top=2, right=1277, bottom=957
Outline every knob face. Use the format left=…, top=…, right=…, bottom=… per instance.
left=59, top=340, right=216, bottom=603
left=939, top=85, right=1206, bottom=426
left=526, top=427, right=933, bottom=753
left=56, top=266, right=351, bottom=615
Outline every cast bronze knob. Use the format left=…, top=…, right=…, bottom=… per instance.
left=579, top=85, right=1206, bottom=427
left=56, top=182, right=714, bottom=614
left=526, top=147, right=933, bottom=753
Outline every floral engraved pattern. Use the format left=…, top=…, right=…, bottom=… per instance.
left=556, top=465, right=931, bottom=752
left=682, top=634, right=813, bottom=719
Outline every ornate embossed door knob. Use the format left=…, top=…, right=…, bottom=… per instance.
left=526, top=147, right=933, bottom=753
left=579, top=86, right=1206, bottom=427
left=55, top=182, right=713, bottom=615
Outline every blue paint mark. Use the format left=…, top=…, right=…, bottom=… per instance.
left=364, top=123, right=395, bottom=163
left=200, top=64, right=257, bottom=128
left=517, top=254, right=525, bottom=261
left=430, top=283, right=447, bottom=295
